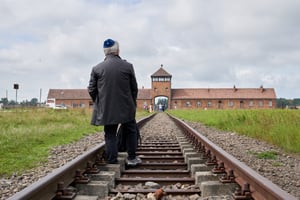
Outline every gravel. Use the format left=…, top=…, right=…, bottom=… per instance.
left=185, top=120, right=300, bottom=198
left=0, top=133, right=105, bottom=200
left=1, top=113, right=299, bottom=199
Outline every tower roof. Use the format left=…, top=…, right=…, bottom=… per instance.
left=151, top=65, right=172, bottom=77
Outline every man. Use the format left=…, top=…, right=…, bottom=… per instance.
left=88, top=38, right=141, bottom=166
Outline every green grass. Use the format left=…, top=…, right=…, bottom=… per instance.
left=168, top=109, right=300, bottom=154
left=0, top=108, right=100, bottom=176
left=248, top=150, right=278, bottom=160
left=0, top=108, right=150, bottom=176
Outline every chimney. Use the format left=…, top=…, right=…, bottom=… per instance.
left=260, top=85, right=265, bottom=92
left=233, top=85, right=237, bottom=92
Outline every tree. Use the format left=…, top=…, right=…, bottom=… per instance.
left=0, top=98, right=8, bottom=105
left=30, top=98, right=38, bottom=106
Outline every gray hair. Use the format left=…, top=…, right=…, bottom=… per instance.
left=103, top=41, right=119, bottom=56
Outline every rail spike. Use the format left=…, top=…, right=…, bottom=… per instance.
left=74, top=169, right=90, bottom=184
left=53, top=181, right=76, bottom=200
left=232, top=183, right=253, bottom=200
left=85, top=161, right=100, bottom=174
left=220, top=169, right=235, bottom=183
left=212, top=161, right=226, bottom=174
left=94, top=152, right=106, bottom=165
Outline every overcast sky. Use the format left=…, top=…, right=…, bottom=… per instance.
left=1, top=0, right=299, bottom=102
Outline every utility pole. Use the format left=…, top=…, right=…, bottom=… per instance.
left=13, top=83, right=19, bottom=104
left=39, top=88, right=42, bottom=106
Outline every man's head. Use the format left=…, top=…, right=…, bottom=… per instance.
left=103, top=38, right=119, bottom=56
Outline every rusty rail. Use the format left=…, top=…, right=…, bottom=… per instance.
left=7, top=113, right=156, bottom=200
left=169, top=114, right=297, bottom=200
left=7, top=142, right=106, bottom=200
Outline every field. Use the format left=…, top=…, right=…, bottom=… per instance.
left=168, top=109, right=300, bottom=154
left=1, top=108, right=299, bottom=177
left=0, top=108, right=149, bottom=176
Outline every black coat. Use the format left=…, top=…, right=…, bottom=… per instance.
left=88, top=54, right=138, bottom=125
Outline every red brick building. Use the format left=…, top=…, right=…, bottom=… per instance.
left=47, top=66, right=277, bottom=109
left=46, top=89, right=91, bottom=108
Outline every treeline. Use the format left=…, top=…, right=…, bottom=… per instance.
left=276, top=98, right=300, bottom=109
left=0, top=98, right=40, bottom=107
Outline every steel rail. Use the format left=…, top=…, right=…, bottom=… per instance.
left=7, top=113, right=156, bottom=200
left=169, top=114, right=297, bottom=200
left=7, top=142, right=106, bottom=200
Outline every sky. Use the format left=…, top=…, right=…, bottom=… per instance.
left=1, top=0, right=300, bottom=102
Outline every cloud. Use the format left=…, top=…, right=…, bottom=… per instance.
left=0, top=0, right=300, bottom=101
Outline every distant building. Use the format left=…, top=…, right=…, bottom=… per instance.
left=46, top=89, right=91, bottom=108
left=47, top=65, right=277, bottom=109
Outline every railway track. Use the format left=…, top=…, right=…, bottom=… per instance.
left=8, top=113, right=297, bottom=200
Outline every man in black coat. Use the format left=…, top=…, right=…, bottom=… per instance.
left=88, top=38, right=141, bottom=166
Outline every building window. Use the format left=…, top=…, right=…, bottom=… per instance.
left=218, top=100, right=222, bottom=109
left=258, top=101, right=263, bottom=107
left=249, top=101, right=254, bottom=107
left=152, top=76, right=171, bottom=82
left=197, top=101, right=201, bottom=107
left=207, top=101, right=212, bottom=107
left=80, top=103, right=85, bottom=108
left=186, top=101, right=191, bottom=107
left=240, top=101, right=244, bottom=108
left=268, top=101, right=273, bottom=107
left=228, top=101, right=234, bottom=107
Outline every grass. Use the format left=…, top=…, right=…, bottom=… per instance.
left=248, top=150, right=278, bottom=160
left=0, top=108, right=150, bottom=176
left=168, top=109, right=300, bottom=154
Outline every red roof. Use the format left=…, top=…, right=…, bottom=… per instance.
left=151, top=66, right=172, bottom=77
left=172, top=88, right=276, bottom=99
left=47, top=89, right=90, bottom=100
left=137, top=89, right=151, bottom=99
left=47, top=87, right=276, bottom=101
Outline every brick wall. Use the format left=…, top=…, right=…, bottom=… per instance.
left=170, top=99, right=276, bottom=109
left=55, top=99, right=92, bottom=108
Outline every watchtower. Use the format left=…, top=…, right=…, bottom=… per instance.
left=151, top=65, right=172, bottom=109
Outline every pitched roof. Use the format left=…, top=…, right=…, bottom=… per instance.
left=137, top=88, right=151, bottom=99
left=47, top=89, right=90, bottom=100
left=47, top=87, right=276, bottom=101
left=151, top=66, right=172, bottom=77
left=172, top=88, right=276, bottom=99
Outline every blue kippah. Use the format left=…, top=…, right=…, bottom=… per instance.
left=103, top=39, right=115, bottom=48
